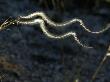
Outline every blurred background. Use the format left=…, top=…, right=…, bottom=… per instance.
left=0, top=0, right=110, bottom=82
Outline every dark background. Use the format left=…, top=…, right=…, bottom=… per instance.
left=0, top=0, right=110, bottom=82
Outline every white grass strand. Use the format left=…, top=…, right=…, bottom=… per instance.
left=19, top=12, right=110, bottom=34
left=18, top=19, right=92, bottom=48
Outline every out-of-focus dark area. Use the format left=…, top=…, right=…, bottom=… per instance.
left=0, top=0, right=110, bottom=82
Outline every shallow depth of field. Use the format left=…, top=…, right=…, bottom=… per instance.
left=0, top=0, right=110, bottom=82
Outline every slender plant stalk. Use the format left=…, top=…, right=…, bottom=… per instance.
left=1, top=12, right=110, bottom=48
left=91, top=55, right=107, bottom=82
left=18, top=12, right=110, bottom=34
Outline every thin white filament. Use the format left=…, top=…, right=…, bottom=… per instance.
left=18, top=19, right=92, bottom=48
left=18, top=12, right=110, bottom=34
